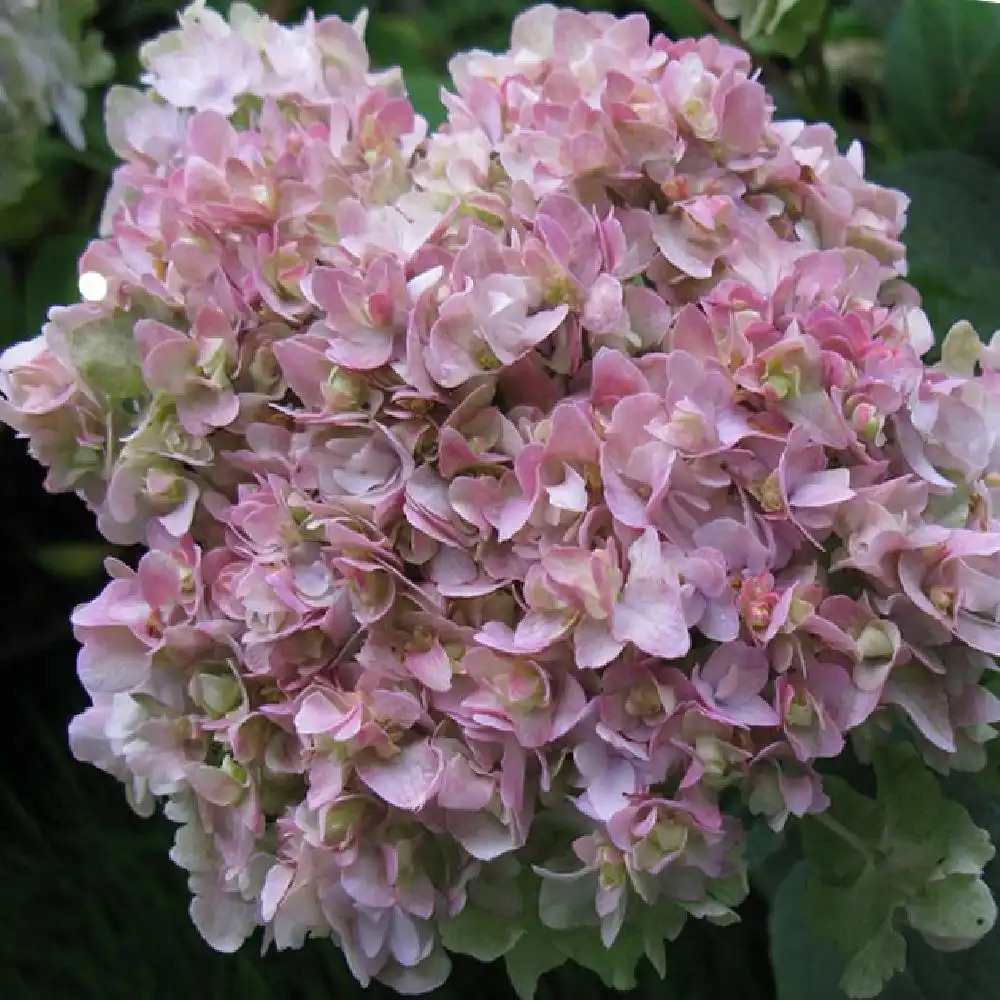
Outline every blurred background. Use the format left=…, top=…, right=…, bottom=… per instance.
left=2, top=1, right=1000, bottom=998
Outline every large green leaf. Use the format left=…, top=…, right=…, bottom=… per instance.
left=769, top=765, right=1000, bottom=1000
left=439, top=903, right=524, bottom=963
left=877, top=151, right=1000, bottom=337
left=884, top=0, right=1000, bottom=164
left=772, top=862, right=1000, bottom=1000
left=771, top=864, right=867, bottom=1000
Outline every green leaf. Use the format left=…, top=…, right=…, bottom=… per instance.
left=803, top=863, right=904, bottom=998
left=844, top=926, right=907, bottom=1000
left=439, top=904, right=524, bottom=962
left=773, top=863, right=922, bottom=1000
left=877, top=151, right=1000, bottom=336
left=500, top=868, right=650, bottom=1000
left=771, top=864, right=850, bottom=1000
left=773, top=865, right=1000, bottom=1000
left=871, top=744, right=994, bottom=888
left=762, top=0, right=831, bottom=59
left=799, top=776, right=879, bottom=881
left=557, top=925, right=646, bottom=992
left=504, top=928, right=566, bottom=1000
left=501, top=873, right=569, bottom=1000
left=708, top=0, right=830, bottom=58
left=885, top=0, right=1000, bottom=164
left=405, top=70, right=447, bottom=131
left=802, top=745, right=995, bottom=995
left=771, top=746, right=1000, bottom=1000
left=746, top=820, right=800, bottom=901
left=905, top=875, right=997, bottom=949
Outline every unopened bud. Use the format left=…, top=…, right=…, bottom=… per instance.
left=191, top=672, right=242, bottom=717
left=651, top=819, right=688, bottom=855
left=785, top=695, right=814, bottom=728
left=624, top=679, right=662, bottom=717
left=857, top=622, right=896, bottom=661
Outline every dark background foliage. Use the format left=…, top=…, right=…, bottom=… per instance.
left=2, top=2, right=1000, bottom=998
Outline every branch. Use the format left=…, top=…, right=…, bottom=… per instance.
left=814, top=812, right=875, bottom=866
left=680, top=0, right=747, bottom=47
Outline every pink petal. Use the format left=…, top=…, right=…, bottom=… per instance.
left=184, top=763, right=244, bottom=807
left=447, top=811, right=519, bottom=860
left=190, top=887, right=255, bottom=954
left=574, top=618, right=624, bottom=669
left=294, top=691, right=342, bottom=735
left=613, top=529, right=690, bottom=659
left=954, top=612, right=1000, bottom=656
left=137, top=551, right=182, bottom=609
left=405, top=639, right=454, bottom=691
left=76, top=634, right=151, bottom=693
left=790, top=469, right=854, bottom=508
left=883, top=668, right=956, bottom=752
left=438, top=757, right=494, bottom=811
left=356, top=740, right=444, bottom=811
left=261, top=864, right=294, bottom=922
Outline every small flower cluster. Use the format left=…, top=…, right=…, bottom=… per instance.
left=4, top=2, right=1000, bottom=993
left=0, top=0, right=113, bottom=204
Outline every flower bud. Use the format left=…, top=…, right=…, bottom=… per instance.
left=190, top=671, right=242, bottom=717
left=857, top=621, right=897, bottom=661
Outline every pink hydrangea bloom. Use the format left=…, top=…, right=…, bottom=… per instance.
left=4, top=2, right=1000, bottom=994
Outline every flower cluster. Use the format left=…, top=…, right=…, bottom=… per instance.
left=0, top=0, right=113, bottom=204
left=4, top=2, right=1000, bottom=994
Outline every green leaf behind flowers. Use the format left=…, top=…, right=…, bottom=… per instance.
left=885, top=0, right=1000, bottom=164
left=770, top=745, right=1000, bottom=1000
left=878, top=151, right=1000, bottom=337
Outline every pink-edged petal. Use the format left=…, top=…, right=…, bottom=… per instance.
left=294, top=691, right=341, bottom=735
left=137, top=551, right=182, bottom=609
left=446, top=810, right=519, bottom=860
left=190, top=887, right=255, bottom=954
left=574, top=617, right=624, bottom=669
left=356, top=740, right=444, bottom=811
left=405, top=640, right=453, bottom=692
left=184, top=763, right=244, bottom=806
left=883, top=667, right=956, bottom=752
left=261, top=864, right=294, bottom=922
left=954, top=613, right=1000, bottom=656
left=76, top=635, right=151, bottom=693
left=790, top=469, right=854, bottom=508
left=550, top=675, right=588, bottom=740
left=438, top=756, right=495, bottom=811
left=614, top=553, right=690, bottom=661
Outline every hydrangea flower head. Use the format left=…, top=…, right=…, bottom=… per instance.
left=4, top=4, right=1000, bottom=997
